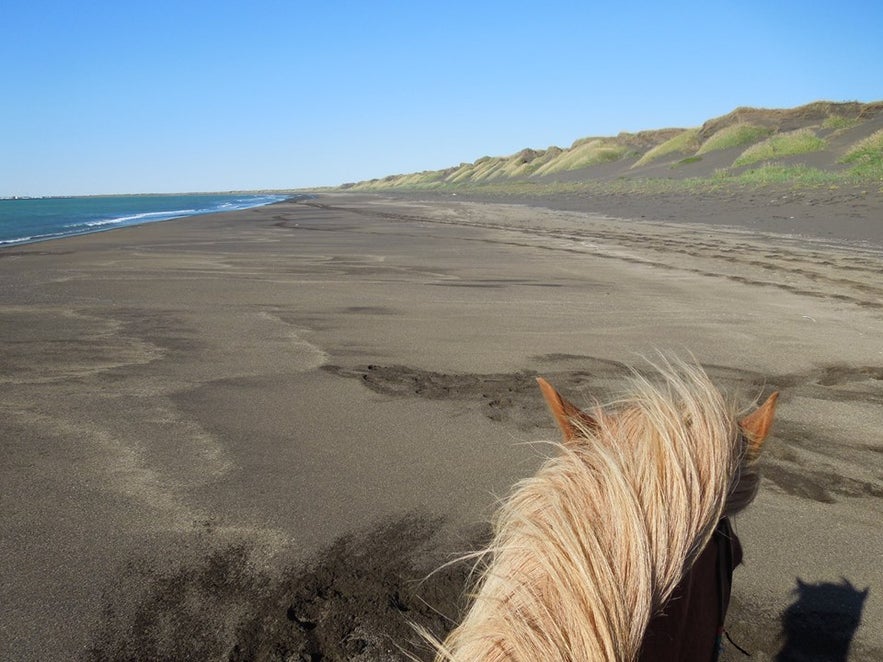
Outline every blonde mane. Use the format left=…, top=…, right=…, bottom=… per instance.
left=433, top=362, right=776, bottom=661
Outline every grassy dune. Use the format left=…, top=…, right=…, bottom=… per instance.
left=733, top=129, right=827, bottom=167
left=696, top=123, right=773, bottom=155
left=632, top=129, right=699, bottom=167
left=839, top=128, right=883, bottom=177
left=341, top=101, right=883, bottom=193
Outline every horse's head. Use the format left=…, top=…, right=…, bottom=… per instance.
left=435, top=365, right=778, bottom=661
left=536, top=374, right=778, bottom=516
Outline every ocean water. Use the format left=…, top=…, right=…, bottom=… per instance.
left=0, top=193, right=291, bottom=248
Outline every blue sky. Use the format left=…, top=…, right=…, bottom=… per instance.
left=2, top=1, right=881, bottom=196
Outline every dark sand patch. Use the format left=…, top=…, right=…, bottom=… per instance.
left=340, top=306, right=398, bottom=315
left=325, top=364, right=552, bottom=431
left=322, top=359, right=639, bottom=432
left=88, top=515, right=490, bottom=662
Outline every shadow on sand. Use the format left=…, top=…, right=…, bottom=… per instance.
left=775, top=578, right=869, bottom=662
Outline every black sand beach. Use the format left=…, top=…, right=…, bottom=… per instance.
left=1, top=192, right=881, bottom=660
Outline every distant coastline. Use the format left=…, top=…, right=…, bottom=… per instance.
left=0, top=192, right=299, bottom=248
left=0, top=189, right=301, bottom=201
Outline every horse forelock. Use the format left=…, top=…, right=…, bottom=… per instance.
left=436, top=362, right=752, bottom=662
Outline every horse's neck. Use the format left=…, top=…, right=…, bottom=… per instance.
left=440, top=418, right=732, bottom=661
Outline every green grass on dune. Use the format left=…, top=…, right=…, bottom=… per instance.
left=822, top=116, right=861, bottom=130
left=632, top=129, right=700, bottom=167
left=697, top=123, right=773, bottom=155
left=344, top=163, right=881, bottom=197
left=733, top=128, right=827, bottom=167
left=532, top=140, right=630, bottom=175
left=431, top=148, right=567, bottom=185
left=724, top=164, right=839, bottom=186
left=839, top=129, right=883, bottom=178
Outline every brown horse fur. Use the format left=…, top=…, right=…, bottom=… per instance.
left=431, top=361, right=777, bottom=661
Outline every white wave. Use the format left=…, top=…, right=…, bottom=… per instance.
left=82, top=196, right=284, bottom=229
left=84, top=208, right=198, bottom=227
left=0, top=230, right=68, bottom=246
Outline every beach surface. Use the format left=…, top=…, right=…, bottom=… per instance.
left=2, top=192, right=881, bottom=660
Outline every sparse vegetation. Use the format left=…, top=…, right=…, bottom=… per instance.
left=533, top=140, right=630, bottom=175
left=696, top=124, right=772, bottom=155
left=822, top=116, right=860, bottom=130
left=632, top=129, right=699, bottom=167
left=733, top=129, right=826, bottom=167
left=839, top=129, right=883, bottom=178
left=730, top=164, right=836, bottom=186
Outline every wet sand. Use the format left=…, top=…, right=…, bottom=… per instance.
left=1, top=193, right=881, bottom=660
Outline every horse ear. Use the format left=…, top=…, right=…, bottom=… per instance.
left=739, top=391, right=779, bottom=454
left=536, top=377, right=597, bottom=443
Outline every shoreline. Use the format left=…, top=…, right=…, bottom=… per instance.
left=0, top=192, right=297, bottom=250
left=4, top=182, right=880, bottom=253
left=2, top=194, right=881, bottom=659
